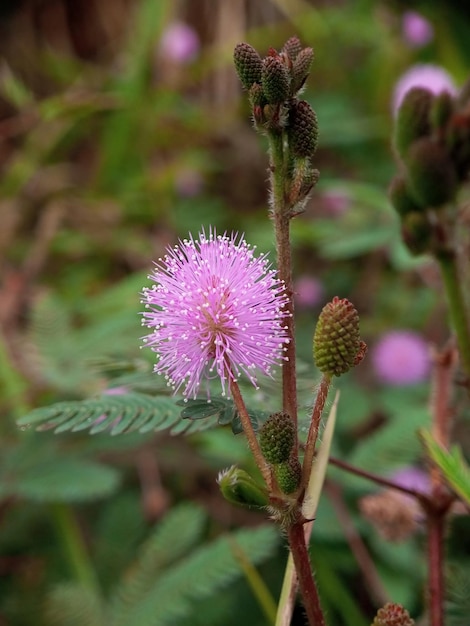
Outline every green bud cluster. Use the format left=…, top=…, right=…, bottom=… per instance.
left=313, top=297, right=366, bottom=378
left=258, top=412, right=300, bottom=495
left=371, top=602, right=415, bottom=626
left=390, top=81, right=470, bottom=256
left=233, top=37, right=319, bottom=216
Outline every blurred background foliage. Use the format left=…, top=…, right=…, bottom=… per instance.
left=1, top=0, right=470, bottom=625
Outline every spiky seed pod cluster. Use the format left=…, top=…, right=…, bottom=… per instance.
left=258, top=412, right=300, bottom=495
left=233, top=37, right=319, bottom=215
left=371, top=602, right=415, bottom=626
left=390, top=80, right=470, bottom=256
left=259, top=412, right=295, bottom=464
left=313, top=297, right=366, bottom=378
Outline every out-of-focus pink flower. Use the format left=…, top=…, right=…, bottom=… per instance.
left=392, top=64, right=457, bottom=113
left=371, top=330, right=430, bottom=386
left=391, top=466, right=431, bottom=496
left=402, top=11, right=434, bottom=48
left=294, top=275, right=324, bottom=308
left=322, top=190, right=350, bottom=217
left=174, top=168, right=204, bottom=198
left=159, top=22, right=200, bottom=64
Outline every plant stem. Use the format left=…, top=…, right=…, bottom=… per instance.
left=302, top=375, right=331, bottom=487
left=269, top=132, right=298, bottom=434
left=426, top=512, right=445, bottom=626
left=287, top=521, right=326, bottom=626
left=436, top=250, right=470, bottom=377
left=50, top=502, right=100, bottom=592
left=230, top=377, right=272, bottom=487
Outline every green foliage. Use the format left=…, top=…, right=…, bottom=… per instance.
left=446, top=565, right=470, bottom=626
left=45, top=504, right=279, bottom=626
left=0, top=437, right=120, bottom=502
left=420, top=430, right=470, bottom=506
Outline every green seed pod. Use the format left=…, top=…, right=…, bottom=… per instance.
left=259, top=412, right=295, bottom=464
left=282, top=36, right=303, bottom=61
left=394, top=87, right=433, bottom=158
left=406, top=137, right=457, bottom=208
left=261, top=55, right=290, bottom=104
left=400, top=211, right=433, bottom=256
left=389, top=174, right=424, bottom=215
left=313, top=297, right=364, bottom=377
left=371, top=602, right=415, bottom=626
left=217, top=466, right=269, bottom=509
left=234, top=43, right=263, bottom=90
left=274, top=455, right=302, bottom=495
left=291, top=47, right=314, bottom=94
left=288, top=99, right=318, bottom=158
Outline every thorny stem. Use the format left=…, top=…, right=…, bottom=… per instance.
left=269, top=131, right=298, bottom=437
left=436, top=249, right=470, bottom=378
left=425, top=345, right=457, bottom=626
left=302, top=375, right=331, bottom=488
left=287, top=522, right=326, bottom=626
left=229, top=376, right=272, bottom=488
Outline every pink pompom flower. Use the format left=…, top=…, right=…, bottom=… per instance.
left=371, top=330, right=430, bottom=386
left=141, top=229, right=290, bottom=399
left=159, top=21, right=200, bottom=64
left=402, top=11, right=434, bottom=48
left=392, top=64, right=457, bottom=113
left=294, top=275, right=324, bottom=308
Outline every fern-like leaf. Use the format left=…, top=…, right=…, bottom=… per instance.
left=115, top=524, right=279, bottom=626
left=0, top=439, right=120, bottom=502
left=45, top=583, right=106, bottom=626
left=16, top=393, right=218, bottom=436
left=112, top=503, right=207, bottom=624
left=446, top=564, right=470, bottom=626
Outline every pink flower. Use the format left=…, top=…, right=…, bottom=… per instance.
left=294, top=275, right=324, bottom=308
left=402, top=11, right=434, bottom=48
left=322, top=190, right=350, bottom=217
left=371, top=330, right=430, bottom=386
left=392, top=64, right=457, bottom=113
left=159, top=22, right=200, bottom=64
left=174, top=168, right=203, bottom=198
left=141, top=229, right=290, bottom=398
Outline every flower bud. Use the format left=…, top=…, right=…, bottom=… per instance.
left=291, top=47, right=314, bottom=93
left=259, top=412, right=295, bottom=464
left=400, top=211, right=433, bottom=256
left=371, top=602, right=415, bottom=626
left=394, top=87, right=433, bottom=158
left=313, top=297, right=365, bottom=377
left=406, top=137, right=457, bottom=207
left=282, top=36, right=303, bottom=61
left=288, top=99, right=319, bottom=158
left=389, top=174, right=423, bottom=216
left=430, top=91, right=454, bottom=132
left=274, top=455, right=302, bottom=495
left=234, top=43, right=263, bottom=90
left=218, top=466, right=269, bottom=509
left=262, top=55, right=290, bottom=104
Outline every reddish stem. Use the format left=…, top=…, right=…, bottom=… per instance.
left=287, top=521, right=326, bottom=626
left=426, top=512, right=445, bottom=626
left=302, top=375, right=331, bottom=487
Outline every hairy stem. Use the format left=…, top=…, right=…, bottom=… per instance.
left=230, top=377, right=272, bottom=488
left=269, top=131, right=298, bottom=436
left=426, top=512, right=445, bottom=626
left=287, top=522, right=326, bottom=626
left=437, top=250, right=470, bottom=377
left=302, top=375, right=331, bottom=487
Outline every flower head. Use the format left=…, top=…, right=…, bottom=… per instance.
left=294, top=275, right=324, bottom=308
left=371, top=330, right=430, bottom=386
left=402, top=11, right=434, bottom=48
left=159, top=22, right=200, bottom=64
left=141, top=229, right=289, bottom=398
left=392, top=64, right=456, bottom=114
